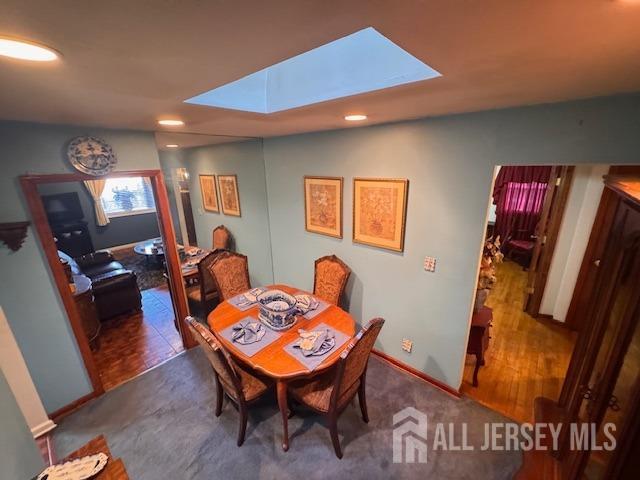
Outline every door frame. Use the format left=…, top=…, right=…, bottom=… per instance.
left=20, top=170, right=195, bottom=415
left=524, top=165, right=575, bottom=317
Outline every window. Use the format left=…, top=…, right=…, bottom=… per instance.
left=100, top=177, right=156, bottom=218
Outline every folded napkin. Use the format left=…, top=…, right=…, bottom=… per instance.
left=294, top=294, right=320, bottom=314
left=231, top=321, right=266, bottom=344
left=293, top=328, right=336, bottom=356
left=235, top=287, right=267, bottom=308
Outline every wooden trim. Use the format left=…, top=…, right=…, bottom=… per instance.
left=20, top=170, right=162, bottom=184
left=150, top=172, right=196, bottom=349
left=371, top=349, right=462, bottom=398
left=20, top=177, right=105, bottom=398
left=564, top=180, right=620, bottom=331
left=19, top=169, right=193, bottom=415
left=603, top=174, right=640, bottom=207
left=536, top=313, right=576, bottom=330
left=0, top=221, right=30, bottom=251
left=49, top=390, right=99, bottom=422
left=526, top=166, right=575, bottom=316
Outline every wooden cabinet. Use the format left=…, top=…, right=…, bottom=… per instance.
left=536, top=176, right=640, bottom=479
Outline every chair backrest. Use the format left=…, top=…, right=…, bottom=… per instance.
left=212, top=225, right=232, bottom=250
left=186, top=317, right=243, bottom=399
left=207, top=251, right=251, bottom=300
left=313, top=255, right=351, bottom=305
left=198, top=249, right=226, bottom=296
left=331, top=318, right=385, bottom=408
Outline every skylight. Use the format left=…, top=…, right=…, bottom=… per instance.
left=184, top=27, right=441, bottom=114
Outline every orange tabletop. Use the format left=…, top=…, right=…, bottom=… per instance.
left=207, top=284, right=356, bottom=379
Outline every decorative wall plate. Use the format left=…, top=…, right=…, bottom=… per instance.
left=67, top=136, right=117, bottom=176
left=37, top=453, right=108, bottom=480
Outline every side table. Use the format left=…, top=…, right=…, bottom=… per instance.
left=467, top=306, right=493, bottom=387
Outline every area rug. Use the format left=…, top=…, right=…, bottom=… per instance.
left=112, top=247, right=165, bottom=291
left=53, top=349, right=522, bottom=479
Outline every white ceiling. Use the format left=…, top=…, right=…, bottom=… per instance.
left=1, top=0, right=640, bottom=144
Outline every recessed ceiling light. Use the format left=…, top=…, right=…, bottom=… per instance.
left=345, top=114, right=367, bottom=121
left=0, top=37, right=59, bottom=62
left=165, top=144, right=179, bottom=148
left=158, top=119, right=185, bottom=126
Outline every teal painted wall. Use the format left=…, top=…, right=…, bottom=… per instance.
left=179, top=140, right=274, bottom=287
left=0, top=370, right=44, bottom=479
left=1, top=93, right=639, bottom=419
left=263, top=94, right=640, bottom=388
left=0, top=121, right=162, bottom=412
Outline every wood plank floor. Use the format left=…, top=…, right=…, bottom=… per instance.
left=461, top=260, right=577, bottom=423
left=92, top=286, right=184, bottom=391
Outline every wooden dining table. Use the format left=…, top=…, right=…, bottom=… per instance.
left=207, top=284, right=356, bottom=451
left=180, top=245, right=211, bottom=281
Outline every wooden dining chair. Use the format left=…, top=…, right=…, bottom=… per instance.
left=186, top=317, right=273, bottom=446
left=207, top=251, right=251, bottom=301
left=186, top=249, right=226, bottom=313
left=212, top=225, right=232, bottom=250
left=287, top=317, right=385, bottom=458
left=313, top=255, right=351, bottom=305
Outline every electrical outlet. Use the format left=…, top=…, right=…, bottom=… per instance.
left=402, top=338, right=413, bottom=353
left=424, top=256, right=436, bottom=272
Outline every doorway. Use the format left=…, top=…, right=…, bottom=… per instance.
left=20, top=170, right=193, bottom=411
left=461, top=164, right=598, bottom=422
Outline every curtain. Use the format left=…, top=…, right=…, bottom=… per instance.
left=493, top=166, right=552, bottom=241
left=83, top=179, right=110, bottom=226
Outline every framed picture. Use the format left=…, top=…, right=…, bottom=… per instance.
left=353, top=178, right=409, bottom=252
left=218, top=174, right=241, bottom=216
left=304, top=176, right=343, bottom=238
left=199, top=175, right=219, bottom=212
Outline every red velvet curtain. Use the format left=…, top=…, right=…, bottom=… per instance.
left=493, top=166, right=552, bottom=241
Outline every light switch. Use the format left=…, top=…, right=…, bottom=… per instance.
left=402, top=338, right=413, bottom=353
left=424, top=256, right=436, bottom=272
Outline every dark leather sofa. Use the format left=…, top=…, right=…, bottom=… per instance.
left=58, top=250, right=142, bottom=320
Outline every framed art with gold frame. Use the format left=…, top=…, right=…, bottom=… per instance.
left=218, top=174, right=241, bottom=216
left=353, top=177, right=409, bottom=252
left=199, top=174, right=219, bottom=213
left=304, top=176, right=343, bottom=238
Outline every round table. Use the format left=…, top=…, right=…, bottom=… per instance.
left=133, top=238, right=165, bottom=266
left=207, top=284, right=356, bottom=451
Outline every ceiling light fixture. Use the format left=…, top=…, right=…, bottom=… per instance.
left=165, top=144, right=179, bottom=148
left=345, top=114, right=367, bottom=121
left=0, top=37, right=59, bottom=62
left=158, top=119, right=185, bottom=126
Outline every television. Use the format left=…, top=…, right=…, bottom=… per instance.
left=42, top=192, right=84, bottom=223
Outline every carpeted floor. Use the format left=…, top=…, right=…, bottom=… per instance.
left=112, top=247, right=166, bottom=291
left=53, top=349, right=522, bottom=479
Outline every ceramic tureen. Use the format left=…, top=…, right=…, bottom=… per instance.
left=257, top=289, right=299, bottom=331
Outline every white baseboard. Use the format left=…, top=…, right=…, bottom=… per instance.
left=31, top=419, right=57, bottom=438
